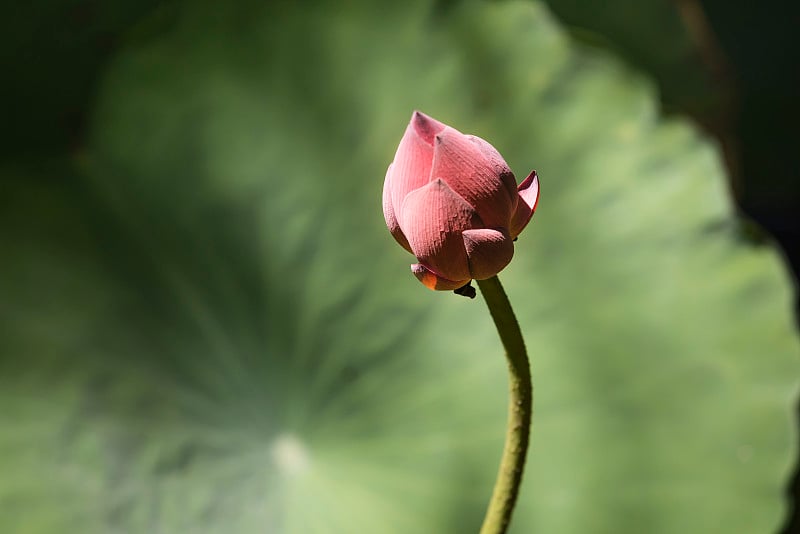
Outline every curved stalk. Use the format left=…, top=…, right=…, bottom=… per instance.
left=476, top=275, right=532, bottom=534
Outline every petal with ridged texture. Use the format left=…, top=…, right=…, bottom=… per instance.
left=431, top=130, right=518, bottom=228
left=388, top=112, right=446, bottom=228
left=462, top=228, right=515, bottom=280
left=401, top=178, right=480, bottom=282
left=382, top=164, right=412, bottom=252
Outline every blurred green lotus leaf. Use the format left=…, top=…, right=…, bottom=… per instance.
left=1, top=1, right=797, bottom=533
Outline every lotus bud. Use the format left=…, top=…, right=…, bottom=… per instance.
left=382, top=111, right=539, bottom=292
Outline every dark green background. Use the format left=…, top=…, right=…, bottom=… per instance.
left=2, top=1, right=798, bottom=532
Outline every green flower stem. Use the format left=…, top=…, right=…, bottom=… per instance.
left=476, top=275, right=532, bottom=534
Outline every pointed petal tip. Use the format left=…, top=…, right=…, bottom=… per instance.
left=411, top=111, right=446, bottom=145
left=518, top=170, right=540, bottom=212
left=509, top=170, right=540, bottom=238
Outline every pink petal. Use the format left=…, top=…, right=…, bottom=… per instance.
left=462, top=228, right=514, bottom=280
left=401, top=178, right=480, bottom=282
left=509, top=170, right=540, bottom=239
left=411, top=263, right=471, bottom=291
left=382, top=163, right=412, bottom=252
left=431, top=130, right=518, bottom=228
left=411, top=111, right=446, bottom=144
left=387, top=112, right=446, bottom=228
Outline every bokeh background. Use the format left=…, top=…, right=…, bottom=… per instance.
left=2, top=1, right=799, bottom=533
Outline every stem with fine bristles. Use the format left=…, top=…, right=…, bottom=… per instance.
left=476, top=275, right=532, bottom=534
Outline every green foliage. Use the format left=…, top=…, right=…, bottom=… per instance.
left=1, top=1, right=797, bottom=532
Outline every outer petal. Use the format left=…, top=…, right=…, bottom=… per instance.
left=401, top=178, right=480, bottom=282
left=382, top=163, right=412, bottom=252
left=411, top=110, right=446, bottom=144
left=431, top=129, right=518, bottom=228
left=509, top=170, right=540, bottom=239
left=411, top=263, right=471, bottom=291
left=387, top=111, right=446, bottom=228
left=462, top=228, right=514, bottom=280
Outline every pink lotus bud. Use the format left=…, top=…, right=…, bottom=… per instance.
left=383, top=111, right=539, bottom=292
